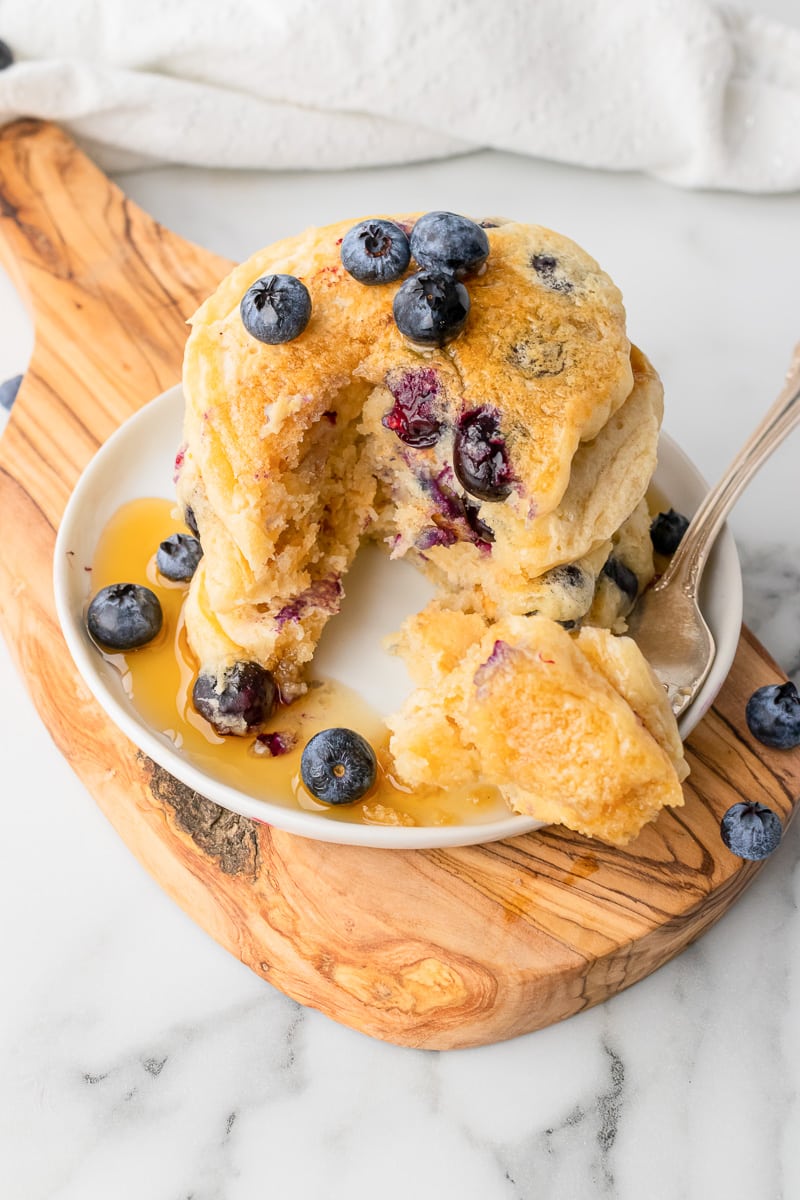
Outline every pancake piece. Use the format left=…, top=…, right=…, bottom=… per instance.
left=388, top=610, right=687, bottom=846
left=177, top=214, right=637, bottom=694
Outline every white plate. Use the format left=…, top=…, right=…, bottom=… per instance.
left=53, top=385, right=742, bottom=849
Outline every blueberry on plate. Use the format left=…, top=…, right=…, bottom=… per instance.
left=410, top=211, right=489, bottom=277
left=340, top=218, right=411, bottom=284
left=453, top=407, right=514, bottom=501
left=393, top=270, right=469, bottom=347
left=240, top=274, right=311, bottom=344
left=650, top=508, right=690, bottom=556
left=720, top=801, right=782, bottom=860
left=300, top=727, right=377, bottom=805
left=157, top=533, right=203, bottom=582
left=87, top=583, right=163, bottom=651
left=745, top=682, right=800, bottom=749
left=193, top=661, right=277, bottom=736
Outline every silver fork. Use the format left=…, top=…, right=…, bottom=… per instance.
left=626, top=341, right=800, bottom=717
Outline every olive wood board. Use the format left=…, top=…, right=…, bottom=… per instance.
left=1, top=120, right=798, bottom=1050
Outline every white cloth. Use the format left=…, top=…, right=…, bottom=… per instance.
left=0, top=0, right=799, bottom=191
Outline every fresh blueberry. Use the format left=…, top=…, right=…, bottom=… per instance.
left=87, top=583, right=163, bottom=651
left=340, top=218, right=411, bottom=284
left=300, top=727, right=377, bottom=805
left=382, top=368, right=442, bottom=447
left=157, top=533, right=203, bottom=582
left=453, top=407, right=514, bottom=502
left=183, top=506, right=200, bottom=537
left=0, top=373, right=23, bottom=410
left=745, top=682, right=800, bottom=749
left=650, top=509, right=690, bottom=556
left=240, top=274, right=311, bottom=344
left=601, top=557, right=638, bottom=605
left=0, top=40, right=13, bottom=71
left=720, top=801, right=782, bottom=860
left=192, top=661, right=277, bottom=736
left=393, top=270, right=469, bottom=347
left=410, top=211, right=489, bottom=277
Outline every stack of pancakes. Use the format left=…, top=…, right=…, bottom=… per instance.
left=177, top=215, right=686, bottom=843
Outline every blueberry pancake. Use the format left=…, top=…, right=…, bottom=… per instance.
left=387, top=608, right=687, bottom=846
left=178, top=214, right=644, bottom=700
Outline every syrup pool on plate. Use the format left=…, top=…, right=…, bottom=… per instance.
left=89, top=498, right=508, bottom=827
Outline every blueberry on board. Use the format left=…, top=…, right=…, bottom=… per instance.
left=650, top=509, right=690, bottom=556
left=240, top=274, right=311, bottom=344
left=393, top=270, right=469, bottom=347
left=192, top=661, right=277, bottom=736
left=601, top=557, right=639, bottom=604
left=340, top=218, right=411, bottom=284
left=157, top=533, right=203, bottom=582
left=87, top=583, right=163, bottom=651
left=410, top=211, right=489, bottom=277
left=0, top=373, right=23, bottom=410
left=0, top=40, right=13, bottom=71
left=720, top=801, right=782, bottom=861
left=745, top=682, right=800, bottom=749
left=453, top=407, right=514, bottom=502
left=300, top=727, right=378, bottom=805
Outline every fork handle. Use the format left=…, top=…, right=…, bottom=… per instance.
left=658, top=341, right=800, bottom=596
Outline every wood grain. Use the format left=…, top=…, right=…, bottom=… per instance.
left=1, top=120, right=798, bottom=1049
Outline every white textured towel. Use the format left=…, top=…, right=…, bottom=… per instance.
left=0, top=0, right=799, bottom=190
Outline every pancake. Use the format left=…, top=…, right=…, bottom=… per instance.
left=387, top=609, right=687, bottom=846
left=177, top=214, right=639, bottom=695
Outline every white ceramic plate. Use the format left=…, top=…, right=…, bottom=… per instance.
left=53, top=385, right=742, bottom=849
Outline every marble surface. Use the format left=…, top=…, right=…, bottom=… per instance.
left=1, top=145, right=800, bottom=1199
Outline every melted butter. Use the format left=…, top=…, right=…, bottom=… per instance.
left=90, top=498, right=508, bottom=828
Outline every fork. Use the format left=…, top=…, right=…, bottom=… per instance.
left=626, top=341, right=800, bottom=717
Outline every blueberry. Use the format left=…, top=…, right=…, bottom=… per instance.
left=393, top=271, right=469, bottom=347
left=340, top=218, right=411, bottom=285
left=745, top=682, right=800, bottom=749
left=410, top=211, right=489, bottom=277
left=183, top=506, right=199, bottom=537
left=0, top=40, right=13, bottom=71
left=157, top=533, right=203, bottom=582
left=192, top=661, right=277, bottom=736
left=240, top=274, right=311, bottom=344
left=601, top=557, right=638, bottom=604
left=87, top=583, right=163, bottom=651
left=382, top=368, right=442, bottom=447
left=530, top=254, right=573, bottom=293
left=453, top=407, right=514, bottom=502
left=720, top=801, right=782, bottom=860
left=650, top=509, right=690, bottom=556
left=300, top=727, right=377, bottom=805
left=0, top=373, right=23, bottom=410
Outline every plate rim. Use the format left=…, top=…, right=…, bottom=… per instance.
left=52, top=385, right=743, bottom=849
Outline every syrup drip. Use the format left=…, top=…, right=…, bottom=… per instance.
left=89, top=499, right=507, bottom=827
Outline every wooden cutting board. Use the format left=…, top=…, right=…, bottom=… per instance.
left=1, top=119, right=798, bottom=1050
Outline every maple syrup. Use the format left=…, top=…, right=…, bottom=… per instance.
left=89, top=498, right=508, bottom=827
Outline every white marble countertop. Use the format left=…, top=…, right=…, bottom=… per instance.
left=1, top=146, right=800, bottom=1200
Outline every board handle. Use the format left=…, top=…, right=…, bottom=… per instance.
left=0, top=119, right=232, bottom=405
left=0, top=120, right=233, bottom=529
